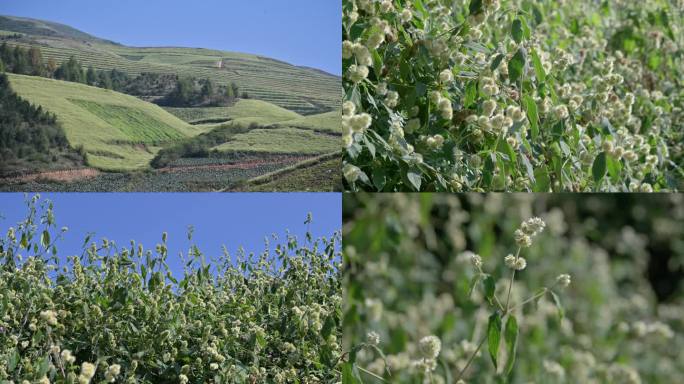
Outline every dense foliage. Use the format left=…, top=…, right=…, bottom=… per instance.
left=0, top=73, right=84, bottom=176
left=343, top=193, right=684, bottom=383
left=342, top=0, right=684, bottom=192
left=150, top=123, right=256, bottom=168
left=0, top=197, right=342, bottom=383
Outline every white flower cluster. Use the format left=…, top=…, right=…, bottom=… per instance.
left=342, top=101, right=372, bottom=147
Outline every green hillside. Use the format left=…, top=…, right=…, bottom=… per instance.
left=279, top=110, right=341, bottom=134
left=165, top=99, right=301, bottom=125
left=212, top=127, right=339, bottom=155
left=7, top=74, right=199, bottom=171
left=0, top=15, right=341, bottom=115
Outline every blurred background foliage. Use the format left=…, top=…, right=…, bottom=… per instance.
left=343, top=193, right=684, bottom=383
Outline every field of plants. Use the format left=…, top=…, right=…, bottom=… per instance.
left=232, top=153, right=342, bottom=192
left=213, top=128, right=340, bottom=156
left=342, top=0, right=684, bottom=192
left=342, top=193, right=684, bottom=383
left=6, top=73, right=198, bottom=171
left=0, top=15, right=341, bottom=115
left=0, top=196, right=342, bottom=382
left=0, top=156, right=309, bottom=192
left=164, top=100, right=302, bottom=125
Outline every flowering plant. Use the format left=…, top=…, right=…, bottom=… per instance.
left=342, top=0, right=684, bottom=192
left=0, top=196, right=342, bottom=383
left=342, top=194, right=684, bottom=383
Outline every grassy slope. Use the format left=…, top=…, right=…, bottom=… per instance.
left=212, top=128, right=340, bottom=155
left=0, top=15, right=341, bottom=114
left=235, top=153, right=341, bottom=192
left=164, top=99, right=301, bottom=124
left=278, top=110, right=341, bottom=134
left=8, top=74, right=199, bottom=171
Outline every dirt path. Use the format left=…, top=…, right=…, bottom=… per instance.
left=2, top=168, right=100, bottom=183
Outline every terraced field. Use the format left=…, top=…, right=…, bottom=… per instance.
left=7, top=74, right=198, bottom=171
left=165, top=99, right=301, bottom=125
left=276, top=110, right=341, bottom=134
left=0, top=15, right=340, bottom=114
left=212, top=127, right=339, bottom=155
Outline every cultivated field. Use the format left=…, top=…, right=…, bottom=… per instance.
left=7, top=74, right=198, bottom=171
left=213, top=127, right=340, bottom=155
left=0, top=15, right=341, bottom=115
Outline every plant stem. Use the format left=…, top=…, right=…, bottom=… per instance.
left=508, top=287, right=548, bottom=313
left=455, top=333, right=487, bottom=382
left=357, top=365, right=388, bottom=383
left=505, top=247, right=521, bottom=311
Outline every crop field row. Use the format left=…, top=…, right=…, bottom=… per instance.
left=212, top=127, right=340, bottom=155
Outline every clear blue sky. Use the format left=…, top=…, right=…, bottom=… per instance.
left=0, top=193, right=341, bottom=277
left=0, top=0, right=341, bottom=75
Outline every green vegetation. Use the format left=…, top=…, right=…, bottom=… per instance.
left=342, top=0, right=684, bottom=192
left=0, top=15, right=341, bottom=191
left=236, top=152, right=341, bottom=192
left=7, top=73, right=198, bottom=171
left=69, top=99, right=185, bottom=142
left=213, top=127, right=340, bottom=155
left=0, top=73, right=84, bottom=176
left=0, top=196, right=341, bottom=382
left=0, top=15, right=340, bottom=114
left=343, top=194, right=684, bottom=383
left=277, top=109, right=341, bottom=134
left=165, top=99, right=301, bottom=124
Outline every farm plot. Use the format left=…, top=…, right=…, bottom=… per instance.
left=213, top=127, right=340, bottom=155
left=164, top=99, right=301, bottom=125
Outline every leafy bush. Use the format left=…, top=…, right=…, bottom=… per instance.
left=0, top=196, right=342, bottom=383
left=342, top=193, right=684, bottom=383
left=342, top=0, right=684, bottom=191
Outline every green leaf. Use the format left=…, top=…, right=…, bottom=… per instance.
left=511, top=19, right=523, bottom=43
left=342, top=362, right=356, bottom=384
left=468, top=274, right=482, bottom=297
left=490, top=53, right=505, bottom=71
left=469, top=0, right=483, bottom=15
left=464, top=81, right=477, bottom=108
left=592, top=152, right=607, bottom=184
left=487, top=313, right=502, bottom=369
left=20, top=233, right=28, bottom=249
left=550, top=291, right=564, bottom=320
left=504, top=315, right=519, bottom=375
left=508, top=49, right=525, bottom=83
left=530, top=49, right=546, bottom=82
left=372, top=168, right=387, bottom=191
left=606, top=154, right=622, bottom=183
left=524, top=95, right=539, bottom=140
left=533, top=167, right=550, bottom=192
left=483, top=275, right=496, bottom=304
left=406, top=168, right=422, bottom=191
left=8, top=349, right=18, bottom=371
left=41, top=230, right=50, bottom=248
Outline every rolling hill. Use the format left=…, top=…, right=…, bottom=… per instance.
left=0, top=15, right=341, bottom=115
left=7, top=73, right=199, bottom=171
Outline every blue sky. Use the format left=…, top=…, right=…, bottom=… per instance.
left=0, top=0, right=341, bottom=75
left=0, top=193, right=341, bottom=277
